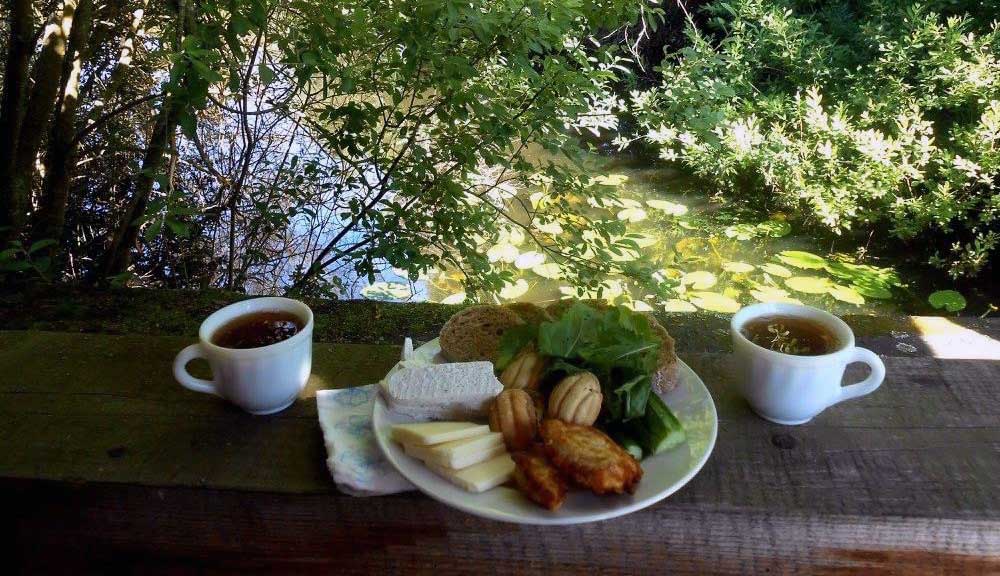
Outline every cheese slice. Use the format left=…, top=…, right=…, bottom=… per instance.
left=404, top=432, right=505, bottom=470
left=426, top=453, right=515, bottom=493
left=391, top=421, right=489, bottom=446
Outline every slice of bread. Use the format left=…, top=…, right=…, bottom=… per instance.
left=439, top=305, right=524, bottom=363
left=546, top=299, right=680, bottom=393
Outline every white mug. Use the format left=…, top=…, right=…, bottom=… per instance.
left=173, top=297, right=313, bottom=415
left=730, top=302, right=885, bottom=425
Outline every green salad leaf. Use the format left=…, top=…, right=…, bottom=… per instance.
left=536, top=303, right=662, bottom=422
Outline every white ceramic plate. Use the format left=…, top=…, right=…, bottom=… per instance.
left=372, top=339, right=717, bottom=525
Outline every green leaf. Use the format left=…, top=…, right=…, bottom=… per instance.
left=440, top=292, right=467, bottom=305
left=851, top=278, right=893, bottom=299
left=785, top=276, right=832, bottom=294
left=258, top=63, right=275, bottom=86
left=928, top=290, right=966, bottom=312
left=28, top=239, right=58, bottom=254
left=645, top=199, right=688, bottom=215
left=722, top=261, right=755, bottom=273
left=681, top=270, right=717, bottom=289
left=617, top=207, right=648, bottom=223
left=688, top=291, right=741, bottom=313
left=828, top=284, right=865, bottom=305
left=759, top=263, right=792, bottom=278
left=662, top=299, right=697, bottom=312
left=776, top=251, right=827, bottom=269
left=495, top=323, right=541, bottom=371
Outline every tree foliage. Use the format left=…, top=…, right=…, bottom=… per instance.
left=632, top=0, right=1000, bottom=279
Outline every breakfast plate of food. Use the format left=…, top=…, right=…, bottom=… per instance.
left=371, top=300, right=717, bottom=524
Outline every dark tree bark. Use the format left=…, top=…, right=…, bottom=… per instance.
left=97, top=100, right=180, bottom=279
left=97, top=0, right=193, bottom=281
left=34, top=0, right=95, bottom=252
left=0, top=0, right=36, bottom=244
left=6, top=0, right=78, bottom=242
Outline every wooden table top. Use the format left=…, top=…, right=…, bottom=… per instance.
left=3, top=325, right=999, bottom=574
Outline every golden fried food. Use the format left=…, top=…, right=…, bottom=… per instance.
left=511, top=448, right=568, bottom=510
left=539, top=419, right=643, bottom=495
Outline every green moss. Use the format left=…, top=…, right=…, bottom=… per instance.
left=0, top=284, right=939, bottom=348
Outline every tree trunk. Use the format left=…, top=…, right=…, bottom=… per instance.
left=97, top=99, right=180, bottom=279
left=6, top=0, right=78, bottom=242
left=0, top=0, right=35, bottom=244
left=34, top=0, right=95, bottom=252
left=96, top=0, right=194, bottom=282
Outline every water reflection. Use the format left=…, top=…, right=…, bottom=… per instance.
left=362, top=152, right=910, bottom=315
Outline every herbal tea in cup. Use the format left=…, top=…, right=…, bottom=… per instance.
left=730, top=303, right=884, bottom=425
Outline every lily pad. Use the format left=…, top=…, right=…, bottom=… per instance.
left=785, top=276, right=832, bottom=294
left=486, top=243, right=519, bottom=263
left=688, top=291, right=742, bottom=313
left=499, top=279, right=529, bottom=300
left=591, top=174, right=629, bottom=187
left=722, top=261, right=755, bottom=274
left=723, top=223, right=757, bottom=241
left=759, top=263, right=793, bottom=278
left=617, top=207, right=648, bottom=223
left=677, top=220, right=697, bottom=230
left=646, top=199, right=689, bottom=216
left=776, top=250, right=827, bottom=270
left=750, top=286, right=801, bottom=304
left=610, top=247, right=641, bottom=262
left=534, top=220, right=564, bottom=235
left=759, top=219, right=792, bottom=237
left=852, top=278, right=893, bottom=299
left=626, top=233, right=658, bottom=248
left=928, top=290, right=966, bottom=312
left=440, top=292, right=467, bottom=305
left=361, top=282, right=412, bottom=301
left=514, top=251, right=545, bottom=270
left=828, top=284, right=866, bottom=305
left=531, top=263, right=563, bottom=279
left=662, top=299, right=697, bottom=313
left=681, top=271, right=717, bottom=290
left=626, top=300, right=654, bottom=312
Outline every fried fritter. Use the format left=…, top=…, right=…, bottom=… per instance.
left=511, top=447, right=568, bottom=510
left=539, top=419, right=643, bottom=495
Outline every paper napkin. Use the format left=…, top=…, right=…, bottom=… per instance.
left=316, top=338, right=416, bottom=496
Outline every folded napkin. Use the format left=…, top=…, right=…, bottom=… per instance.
left=316, top=338, right=416, bottom=496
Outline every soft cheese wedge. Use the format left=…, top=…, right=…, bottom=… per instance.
left=404, top=432, right=505, bottom=470
left=381, top=361, right=503, bottom=420
left=425, top=453, right=515, bottom=493
left=391, top=421, right=489, bottom=446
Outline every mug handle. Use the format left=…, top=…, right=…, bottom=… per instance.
left=173, top=344, right=220, bottom=396
left=833, top=347, right=885, bottom=405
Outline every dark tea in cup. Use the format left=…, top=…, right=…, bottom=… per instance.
left=212, top=311, right=304, bottom=349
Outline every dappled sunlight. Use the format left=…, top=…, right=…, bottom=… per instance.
left=364, top=151, right=922, bottom=315
left=911, top=317, right=1000, bottom=360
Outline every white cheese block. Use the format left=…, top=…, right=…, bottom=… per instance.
left=425, top=453, right=515, bottom=493
left=391, top=421, right=489, bottom=446
left=380, top=361, right=503, bottom=420
left=404, top=432, right=505, bottom=470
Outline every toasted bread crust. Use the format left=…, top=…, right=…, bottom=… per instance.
left=439, top=305, right=523, bottom=363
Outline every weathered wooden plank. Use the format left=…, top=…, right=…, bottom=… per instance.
left=0, top=331, right=399, bottom=492
left=1, top=331, right=998, bottom=524
left=7, top=480, right=999, bottom=574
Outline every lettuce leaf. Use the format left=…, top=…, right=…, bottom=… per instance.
left=536, top=302, right=661, bottom=422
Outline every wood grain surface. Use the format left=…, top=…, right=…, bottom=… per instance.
left=3, top=329, right=999, bottom=574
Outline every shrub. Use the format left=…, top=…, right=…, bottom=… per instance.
left=632, top=0, right=1000, bottom=278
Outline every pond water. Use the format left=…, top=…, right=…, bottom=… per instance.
left=361, top=152, right=989, bottom=317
